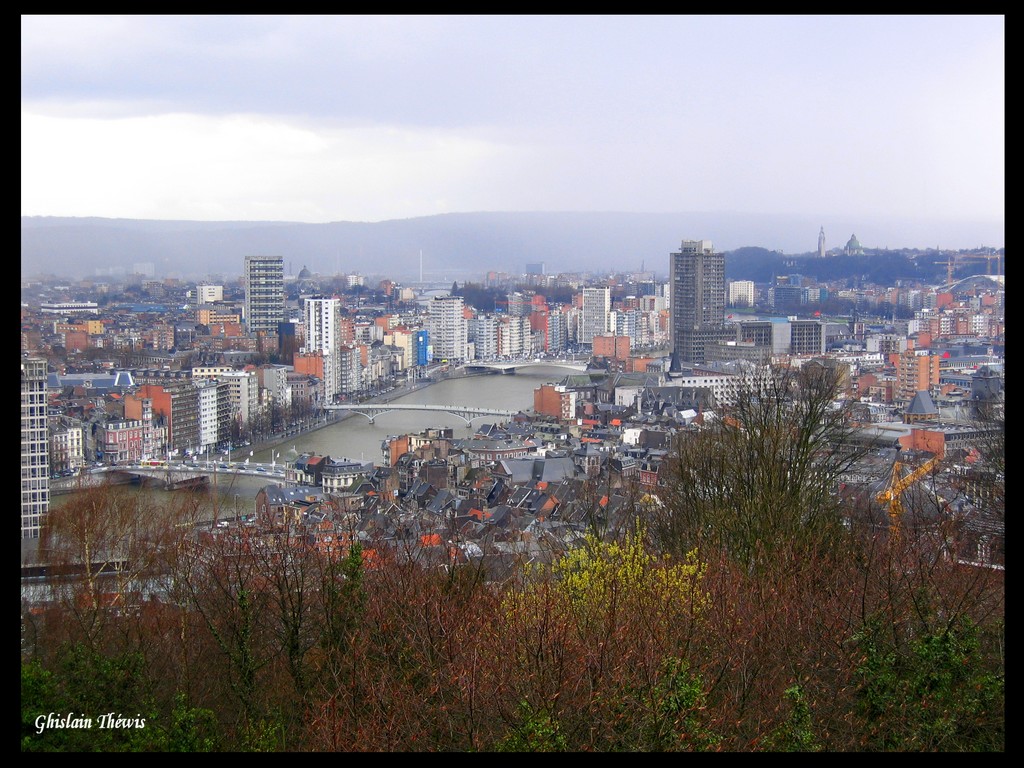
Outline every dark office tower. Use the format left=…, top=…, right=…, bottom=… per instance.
left=22, top=357, right=49, bottom=539
left=243, top=255, right=285, bottom=335
left=669, top=239, right=732, bottom=366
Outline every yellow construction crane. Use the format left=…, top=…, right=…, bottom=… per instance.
left=946, top=252, right=1002, bottom=284
left=876, top=455, right=940, bottom=542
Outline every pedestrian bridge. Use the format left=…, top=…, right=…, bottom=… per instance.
left=324, top=402, right=518, bottom=425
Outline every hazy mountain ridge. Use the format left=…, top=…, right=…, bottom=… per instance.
left=21, top=211, right=1004, bottom=282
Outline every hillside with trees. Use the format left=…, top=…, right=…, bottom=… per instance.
left=22, top=366, right=1004, bottom=752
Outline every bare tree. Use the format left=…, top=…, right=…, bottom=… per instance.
left=649, top=363, right=871, bottom=570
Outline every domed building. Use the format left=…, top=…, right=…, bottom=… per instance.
left=845, top=234, right=864, bottom=256
left=296, top=265, right=318, bottom=292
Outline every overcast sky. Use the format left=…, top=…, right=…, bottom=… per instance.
left=22, top=15, right=1004, bottom=238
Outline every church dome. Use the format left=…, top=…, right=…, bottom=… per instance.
left=297, top=265, right=312, bottom=280
left=846, top=234, right=862, bottom=251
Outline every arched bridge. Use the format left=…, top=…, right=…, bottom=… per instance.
left=325, top=402, right=517, bottom=425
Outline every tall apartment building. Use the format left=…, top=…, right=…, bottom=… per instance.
left=243, top=255, right=285, bottom=335
left=547, top=309, right=568, bottom=354
left=469, top=315, right=499, bottom=360
left=897, top=350, right=941, bottom=403
left=195, top=378, right=222, bottom=454
left=136, top=383, right=200, bottom=455
left=728, top=280, right=756, bottom=307
left=303, top=296, right=342, bottom=403
left=580, top=287, right=610, bottom=347
left=429, top=295, right=468, bottom=363
left=21, top=357, right=49, bottom=539
left=669, top=239, right=733, bottom=366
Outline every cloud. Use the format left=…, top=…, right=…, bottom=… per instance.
left=21, top=110, right=518, bottom=221
left=21, top=15, right=1004, bottom=232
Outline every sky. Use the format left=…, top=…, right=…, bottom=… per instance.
left=22, top=15, right=1004, bottom=238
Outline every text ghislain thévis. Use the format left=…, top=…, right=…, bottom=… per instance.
left=34, top=712, right=146, bottom=734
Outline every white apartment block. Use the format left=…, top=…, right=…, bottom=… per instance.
left=22, top=357, right=49, bottom=538
left=728, top=280, right=756, bottom=307
left=469, top=315, right=499, bottom=360
left=497, top=315, right=531, bottom=358
left=195, top=378, right=220, bottom=454
left=580, top=287, right=610, bottom=346
left=303, top=296, right=342, bottom=403
left=429, top=296, right=468, bottom=362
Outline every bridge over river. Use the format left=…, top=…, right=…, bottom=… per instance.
left=461, top=359, right=589, bottom=375
left=324, top=402, right=517, bottom=425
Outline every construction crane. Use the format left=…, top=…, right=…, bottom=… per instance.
left=876, top=455, right=940, bottom=542
left=946, top=252, right=1002, bottom=284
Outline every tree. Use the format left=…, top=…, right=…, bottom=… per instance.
left=36, top=482, right=203, bottom=650
left=498, top=525, right=714, bottom=751
left=852, top=615, right=1004, bottom=751
left=649, top=362, right=868, bottom=571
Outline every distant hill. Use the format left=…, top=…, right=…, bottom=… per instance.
left=21, top=211, right=1003, bottom=283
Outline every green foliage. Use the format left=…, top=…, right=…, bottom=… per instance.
left=21, top=660, right=60, bottom=751
left=494, top=701, right=568, bottom=752
left=21, top=644, right=222, bottom=752
left=853, top=616, right=1004, bottom=751
left=157, top=693, right=221, bottom=752
left=637, top=656, right=721, bottom=752
left=762, top=685, right=821, bottom=752
left=238, top=715, right=286, bottom=752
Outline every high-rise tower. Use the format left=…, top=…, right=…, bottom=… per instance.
left=22, top=357, right=49, bottom=539
left=580, top=286, right=611, bottom=347
left=243, top=255, right=285, bottom=335
left=303, top=295, right=342, bottom=403
left=669, top=239, right=733, bottom=366
left=429, top=295, right=468, bottom=363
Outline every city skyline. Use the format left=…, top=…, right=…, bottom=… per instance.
left=22, top=15, right=1004, bottom=246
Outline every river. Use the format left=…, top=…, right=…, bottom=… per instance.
left=51, top=365, right=574, bottom=517
left=251, top=365, right=571, bottom=466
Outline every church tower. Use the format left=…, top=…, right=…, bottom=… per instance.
left=818, top=226, right=826, bottom=258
